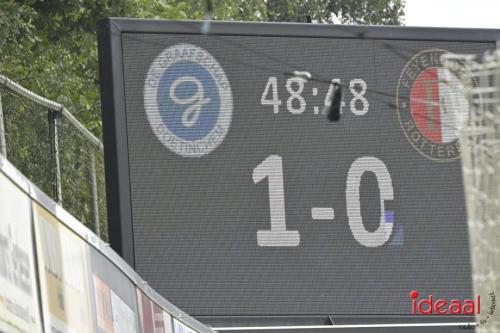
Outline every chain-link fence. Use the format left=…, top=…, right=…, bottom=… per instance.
left=0, top=75, right=107, bottom=240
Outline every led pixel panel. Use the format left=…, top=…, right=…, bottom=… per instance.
left=97, top=19, right=500, bottom=316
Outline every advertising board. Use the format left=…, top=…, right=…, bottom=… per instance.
left=89, top=246, right=139, bottom=333
left=0, top=172, right=41, bottom=333
left=33, top=202, right=93, bottom=333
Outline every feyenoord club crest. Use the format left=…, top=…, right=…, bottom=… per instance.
left=396, top=49, right=471, bottom=161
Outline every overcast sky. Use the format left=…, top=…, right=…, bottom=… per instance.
left=405, top=0, right=500, bottom=29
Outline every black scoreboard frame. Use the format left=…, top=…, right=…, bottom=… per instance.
left=96, top=17, right=500, bottom=269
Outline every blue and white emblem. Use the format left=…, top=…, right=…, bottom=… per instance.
left=144, top=43, right=232, bottom=157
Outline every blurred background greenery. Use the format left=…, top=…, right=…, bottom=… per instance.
left=0, top=0, right=405, bottom=138
left=0, top=0, right=404, bottom=238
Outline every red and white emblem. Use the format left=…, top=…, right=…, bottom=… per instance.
left=397, top=49, right=470, bottom=161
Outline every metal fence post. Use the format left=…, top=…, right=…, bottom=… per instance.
left=48, top=110, right=62, bottom=204
left=90, top=147, right=101, bottom=237
left=1, top=75, right=106, bottom=234
left=0, top=91, right=6, bottom=157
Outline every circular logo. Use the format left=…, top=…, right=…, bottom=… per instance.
left=144, top=43, right=232, bottom=157
left=396, top=49, right=472, bottom=161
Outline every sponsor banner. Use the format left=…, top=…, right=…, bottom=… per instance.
left=93, top=275, right=114, bottom=333
left=137, top=289, right=154, bottom=333
left=137, top=289, right=171, bottom=333
left=33, top=202, right=93, bottom=333
left=89, top=246, right=139, bottom=333
left=111, top=289, right=137, bottom=333
left=162, top=311, right=173, bottom=333
left=152, top=304, right=169, bottom=333
left=0, top=172, right=42, bottom=333
left=173, top=319, right=198, bottom=333
left=91, top=272, right=137, bottom=333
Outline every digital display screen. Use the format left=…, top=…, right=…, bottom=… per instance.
left=98, top=19, right=498, bottom=317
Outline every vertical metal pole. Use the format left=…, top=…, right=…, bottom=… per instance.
left=0, top=91, right=7, bottom=157
left=90, top=147, right=101, bottom=237
left=48, top=110, right=62, bottom=204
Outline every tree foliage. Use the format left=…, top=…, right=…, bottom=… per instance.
left=264, top=0, right=405, bottom=24
left=0, top=0, right=404, bottom=236
left=1, top=0, right=405, bottom=137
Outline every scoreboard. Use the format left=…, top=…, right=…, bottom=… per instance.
left=97, top=19, right=500, bottom=318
